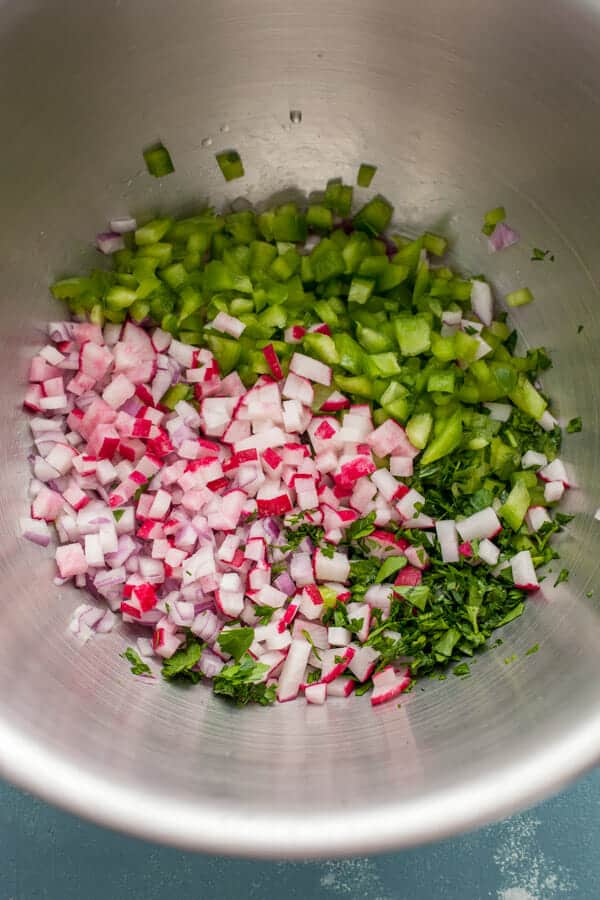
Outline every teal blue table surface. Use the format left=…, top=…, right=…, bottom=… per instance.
left=1, top=770, right=598, bottom=899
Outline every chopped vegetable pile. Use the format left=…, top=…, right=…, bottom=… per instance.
left=21, top=176, right=576, bottom=707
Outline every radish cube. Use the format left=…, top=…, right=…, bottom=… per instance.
left=84, top=533, right=105, bottom=568
left=289, top=352, right=332, bottom=387
left=328, top=626, right=351, bottom=646
left=305, top=682, right=327, bottom=704
left=544, top=480, right=565, bottom=503
left=511, top=550, right=539, bottom=590
left=435, top=520, right=459, bottom=563
left=56, top=543, right=88, bottom=579
left=277, top=639, right=312, bottom=702
left=314, top=549, right=350, bottom=582
left=478, top=538, right=500, bottom=566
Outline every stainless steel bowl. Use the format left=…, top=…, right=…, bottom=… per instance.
left=1, top=0, right=600, bottom=858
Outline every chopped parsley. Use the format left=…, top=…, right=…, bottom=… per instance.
left=525, top=643, right=540, bottom=656
left=375, top=555, right=407, bottom=583
left=344, top=511, right=377, bottom=542
left=301, top=629, right=321, bottom=661
left=453, top=663, right=471, bottom=677
left=217, top=627, right=254, bottom=662
left=531, top=247, right=554, bottom=262
left=133, top=481, right=150, bottom=502
left=254, top=605, right=277, bottom=625
left=212, top=655, right=276, bottom=706
left=121, top=647, right=151, bottom=676
left=567, top=417, right=582, bottom=434
left=504, top=654, right=518, bottom=665
left=554, top=568, right=570, bottom=587
left=161, top=639, right=203, bottom=683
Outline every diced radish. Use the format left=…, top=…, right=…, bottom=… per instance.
left=389, top=456, right=413, bottom=478
left=304, top=682, right=327, bottom=704
left=526, top=506, right=551, bottom=533
left=396, top=488, right=426, bottom=520
left=364, top=584, right=393, bottom=616
left=320, top=646, right=355, bottom=683
left=483, top=402, right=512, bottom=422
left=470, top=280, right=493, bottom=326
left=435, top=520, right=459, bottom=563
left=56, top=543, right=88, bottom=579
left=370, top=666, right=411, bottom=706
left=209, top=312, right=246, bottom=339
left=537, top=410, right=558, bottom=432
left=347, top=645, right=380, bottom=682
left=320, top=391, right=350, bottom=412
left=478, top=538, right=500, bottom=566
left=521, top=450, right=548, bottom=469
left=539, top=458, right=569, bottom=487
left=289, top=352, right=332, bottom=387
left=511, top=550, right=539, bottom=590
left=394, top=566, right=422, bottom=587
left=328, top=626, right=351, bottom=646
left=277, top=639, right=312, bottom=702
left=314, top=549, right=350, bottom=582
left=367, top=419, right=418, bottom=458
left=327, top=676, right=355, bottom=697
left=456, top=507, right=502, bottom=541
left=544, top=480, right=565, bottom=503
left=262, top=344, right=284, bottom=380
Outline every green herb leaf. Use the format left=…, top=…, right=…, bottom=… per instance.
left=531, top=247, right=554, bottom=262
left=161, top=640, right=203, bottom=683
left=525, top=643, right=539, bottom=656
left=504, top=654, right=518, bottom=665
left=344, top=511, right=377, bottom=541
left=554, top=568, right=569, bottom=587
left=212, top=654, right=276, bottom=706
left=375, top=555, right=407, bottom=583
left=254, top=605, right=277, bottom=625
left=133, top=481, right=149, bottom=502
left=453, top=663, right=471, bottom=677
left=217, top=627, right=255, bottom=662
left=112, top=508, right=125, bottom=522
left=301, top=629, right=321, bottom=661
left=121, top=647, right=152, bottom=676
left=566, top=417, right=582, bottom=434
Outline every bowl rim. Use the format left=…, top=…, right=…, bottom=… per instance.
left=0, top=709, right=598, bottom=856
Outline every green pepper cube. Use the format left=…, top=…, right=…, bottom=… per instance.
left=499, top=480, right=530, bottom=530
left=506, top=287, right=534, bottom=308
left=143, top=143, right=175, bottom=178
left=423, top=232, right=448, bottom=256
left=216, top=150, right=245, bottom=182
left=161, top=383, right=192, bottom=409
left=482, top=206, right=506, bottom=236
left=353, top=196, right=394, bottom=236
left=306, top=204, right=334, bottom=232
left=406, top=413, right=433, bottom=449
left=395, top=314, right=431, bottom=357
left=324, top=180, right=353, bottom=216
left=348, top=276, right=375, bottom=305
left=427, top=370, right=456, bottom=393
left=420, top=409, right=463, bottom=465
left=357, top=163, right=377, bottom=188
